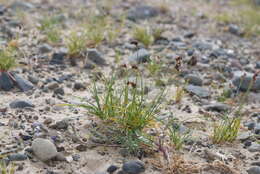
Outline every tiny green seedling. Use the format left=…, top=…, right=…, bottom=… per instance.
left=66, top=31, right=87, bottom=57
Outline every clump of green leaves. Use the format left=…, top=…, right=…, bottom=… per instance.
left=212, top=117, right=240, bottom=144
left=38, top=15, right=62, bottom=43
left=0, top=162, right=15, bottom=174
left=65, top=31, right=87, bottom=57
left=0, top=46, right=17, bottom=72
left=133, top=26, right=154, bottom=47
left=146, top=59, right=162, bottom=76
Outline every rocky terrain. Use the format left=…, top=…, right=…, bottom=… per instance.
left=0, top=0, right=260, bottom=174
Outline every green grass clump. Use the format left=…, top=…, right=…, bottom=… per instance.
left=212, top=117, right=240, bottom=144
left=38, top=15, right=62, bottom=44
left=65, top=31, right=87, bottom=57
left=68, top=75, right=163, bottom=153
left=133, top=26, right=154, bottom=47
left=169, top=126, right=189, bottom=151
left=0, top=46, right=17, bottom=72
left=146, top=59, right=162, bottom=76
left=0, top=162, right=15, bottom=174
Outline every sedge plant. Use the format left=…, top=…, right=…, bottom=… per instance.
left=0, top=46, right=17, bottom=72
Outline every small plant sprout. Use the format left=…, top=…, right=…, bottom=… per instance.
left=133, top=25, right=154, bottom=47
left=175, top=86, right=185, bottom=103
left=0, top=46, right=17, bottom=72
left=146, top=58, right=162, bottom=76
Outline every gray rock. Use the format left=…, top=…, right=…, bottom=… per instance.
left=54, top=87, right=65, bottom=96
left=122, top=160, right=145, bottom=174
left=247, top=166, right=260, bottom=174
left=47, top=82, right=59, bottom=90
left=193, top=41, right=212, bottom=51
left=228, top=24, right=243, bottom=36
left=52, top=119, right=69, bottom=130
left=12, top=74, right=34, bottom=92
left=10, top=100, right=34, bottom=109
left=0, top=72, right=14, bottom=91
left=203, top=103, right=230, bottom=112
left=87, top=49, right=107, bottom=66
left=50, top=52, right=65, bottom=65
left=39, top=44, right=53, bottom=54
left=74, top=82, right=86, bottom=90
left=237, top=131, right=252, bottom=141
left=255, top=123, right=260, bottom=134
left=128, top=49, right=150, bottom=63
left=127, top=6, right=158, bottom=21
left=184, top=74, right=203, bottom=86
left=185, top=85, right=211, bottom=98
left=232, top=71, right=260, bottom=91
left=8, top=153, right=27, bottom=161
left=256, top=61, right=260, bottom=69
left=32, top=138, right=57, bottom=162
left=28, top=75, right=39, bottom=85
left=10, top=1, right=34, bottom=11
left=248, top=142, right=260, bottom=152
left=107, top=165, right=118, bottom=173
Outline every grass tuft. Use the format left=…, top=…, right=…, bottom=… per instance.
left=133, top=26, right=154, bottom=47
left=212, top=117, right=240, bottom=144
left=0, top=46, right=17, bottom=72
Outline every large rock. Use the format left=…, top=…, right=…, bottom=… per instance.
left=9, top=100, right=34, bottom=109
left=185, top=85, right=211, bottom=98
left=232, top=71, right=260, bottom=91
left=12, top=74, right=34, bottom=92
left=127, top=6, right=159, bottom=21
left=122, top=160, right=145, bottom=174
left=0, top=72, right=14, bottom=91
left=128, top=49, right=150, bottom=64
left=32, top=138, right=57, bottom=162
left=184, top=74, right=203, bottom=86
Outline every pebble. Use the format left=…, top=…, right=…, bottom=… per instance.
left=12, top=74, right=34, bottom=92
left=232, top=71, right=260, bottom=91
left=122, top=160, right=145, bottom=174
left=32, top=138, right=58, bottom=162
left=184, top=74, right=203, bottom=86
left=203, top=103, right=230, bottom=112
left=0, top=72, right=14, bottom=91
left=87, top=49, right=107, bottom=66
left=248, top=142, right=260, bottom=152
left=107, top=165, right=118, bottom=173
left=8, top=153, right=27, bottom=161
left=247, top=166, right=260, bottom=174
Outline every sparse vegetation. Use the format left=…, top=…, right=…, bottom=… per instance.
left=65, top=31, right=87, bottom=57
left=0, top=46, right=17, bottom=72
left=0, top=162, right=15, bottom=174
left=169, top=125, right=190, bottom=150
left=133, top=26, right=154, bottom=47
left=212, top=116, right=240, bottom=144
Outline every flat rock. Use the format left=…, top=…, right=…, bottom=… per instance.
left=185, top=85, right=211, bottom=98
left=12, top=74, right=34, bottom=92
left=32, top=138, right=57, bottom=162
left=9, top=100, right=34, bottom=109
left=9, top=1, right=34, bottom=10
left=184, top=74, right=203, bottom=86
left=203, top=103, right=230, bottom=112
left=128, top=49, right=150, bottom=64
left=248, top=142, right=260, bottom=152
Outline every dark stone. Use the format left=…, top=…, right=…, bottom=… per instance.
left=187, top=49, right=194, bottom=56
left=107, top=165, right=119, bottom=173
left=9, top=100, right=34, bottom=109
left=0, top=72, right=14, bottom=91
left=53, top=119, right=69, bottom=130
left=122, top=160, right=145, bottom=174
left=10, top=1, right=35, bottom=11
left=184, top=32, right=195, bottom=38
left=74, top=82, right=86, bottom=90
left=75, top=144, right=87, bottom=152
left=39, top=44, right=53, bottom=54
left=185, top=85, right=211, bottom=98
left=256, top=61, right=260, bottom=69
left=184, top=74, right=203, bottom=86
left=12, top=74, right=34, bottom=92
left=203, top=103, right=230, bottom=112
left=87, top=49, right=107, bottom=66
left=127, top=6, right=159, bottom=21
left=54, top=87, right=65, bottom=96
left=228, top=24, right=243, bottom=36
left=8, top=153, right=27, bottom=161
left=50, top=52, right=66, bottom=65
left=193, top=41, right=212, bottom=51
